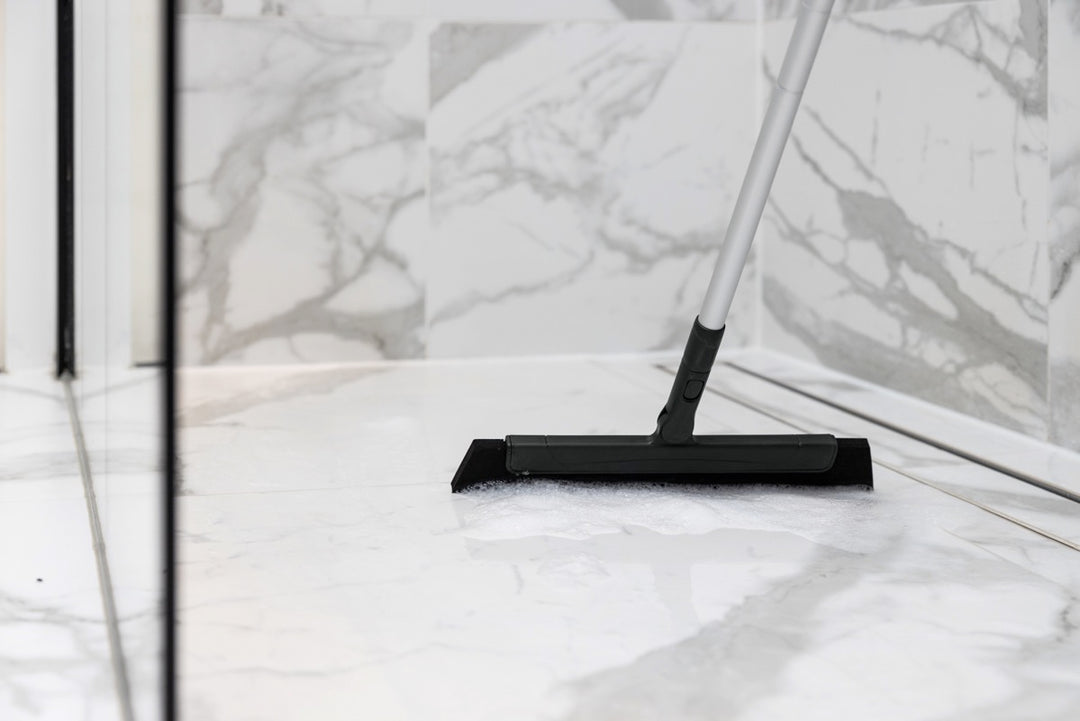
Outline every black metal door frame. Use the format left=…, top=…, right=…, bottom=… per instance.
left=56, top=0, right=75, bottom=377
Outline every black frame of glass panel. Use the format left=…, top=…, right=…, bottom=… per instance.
left=56, top=0, right=75, bottom=377
left=164, top=2, right=177, bottom=719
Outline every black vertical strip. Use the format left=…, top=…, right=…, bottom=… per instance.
left=163, top=1, right=178, bottom=720
left=56, top=0, right=76, bottom=377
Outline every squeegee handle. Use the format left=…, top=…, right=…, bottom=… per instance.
left=698, top=0, right=835, bottom=330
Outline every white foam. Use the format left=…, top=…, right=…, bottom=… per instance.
left=457, top=481, right=881, bottom=551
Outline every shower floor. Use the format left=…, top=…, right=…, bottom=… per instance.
left=0, top=372, right=121, bottom=720
left=179, top=350, right=1080, bottom=721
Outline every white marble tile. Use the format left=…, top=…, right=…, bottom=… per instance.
left=180, top=478, right=1080, bottom=721
left=760, top=0, right=1050, bottom=438
left=0, top=497, right=125, bottom=721
left=427, top=23, right=759, bottom=357
left=173, top=2, right=1032, bottom=372
left=96, top=481, right=164, bottom=721
left=73, top=367, right=165, bottom=721
left=1049, top=0, right=1080, bottom=452
left=177, top=0, right=722, bottom=21
left=177, top=0, right=993, bottom=22
left=180, top=0, right=430, bottom=17
left=74, top=368, right=164, bottom=481
left=758, top=0, right=997, bottom=19
left=0, top=374, right=122, bottom=720
left=179, top=359, right=1080, bottom=721
left=179, top=17, right=428, bottom=364
left=0, top=374, right=77, bottom=494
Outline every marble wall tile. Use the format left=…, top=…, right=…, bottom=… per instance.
left=758, top=0, right=996, bottom=19
left=179, top=18, right=427, bottom=363
left=175, top=0, right=741, bottom=21
left=180, top=0, right=429, bottom=17
left=177, top=0, right=993, bottom=22
left=1049, top=0, right=1080, bottom=451
left=427, top=23, right=759, bottom=357
left=760, top=0, right=1050, bottom=437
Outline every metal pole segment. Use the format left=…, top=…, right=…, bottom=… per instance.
left=698, top=0, right=835, bottom=330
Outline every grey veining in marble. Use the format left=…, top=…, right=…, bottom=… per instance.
left=559, top=540, right=1077, bottom=721
left=1049, top=0, right=1080, bottom=451
left=175, top=0, right=734, bottom=20
left=756, top=0, right=996, bottom=19
left=180, top=0, right=427, bottom=16
left=760, top=0, right=1050, bottom=437
left=181, top=0, right=225, bottom=12
left=427, top=22, right=759, bottom=357
left=179, top=18, right=426, bottom=363
left=177, top=0, right=993, bottom=21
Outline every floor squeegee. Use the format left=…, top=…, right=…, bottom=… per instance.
left=452, top=0, right=873, bottom=492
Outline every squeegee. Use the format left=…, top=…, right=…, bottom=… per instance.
left=452, top=0, right=873, bottom=492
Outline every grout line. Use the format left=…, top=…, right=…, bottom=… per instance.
left=62, top=376, right=136, bottom=721
left=652, top=364, right=1080, bottom=554
left=721, top=361, right=1080, bottom=505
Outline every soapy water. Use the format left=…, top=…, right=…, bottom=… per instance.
left=456, top=480, right=883, bottom=553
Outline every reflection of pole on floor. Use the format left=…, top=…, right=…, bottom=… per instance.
left=699, top=0, right=836, bottom=331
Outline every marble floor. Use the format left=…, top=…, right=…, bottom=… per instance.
left=73, top=368, right=167, bottom=721
left=178, top=353, right=1080, bottom=721
left=1, top=368, right=165, bottom=721
left=0, top=373, right=121, bottom=720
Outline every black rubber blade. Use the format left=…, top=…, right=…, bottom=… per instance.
left=451, top=435, right=873, bottom=492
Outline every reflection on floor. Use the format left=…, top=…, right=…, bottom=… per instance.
left=179, top=353, right=1080, bottom=721
left=75, top=368, right=165, bottom=721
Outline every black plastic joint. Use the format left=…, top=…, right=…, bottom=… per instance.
left=652, top=318, right=725, bottom=445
